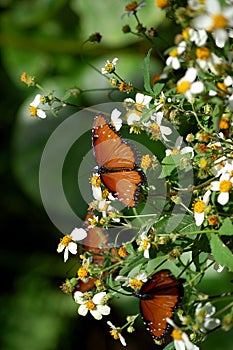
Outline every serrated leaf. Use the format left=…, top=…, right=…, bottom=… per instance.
left=143, top=48, right=154, bottom=94
left=209, top=234, right=233, bottom=272
left=219, top=218, right=233, bottom=236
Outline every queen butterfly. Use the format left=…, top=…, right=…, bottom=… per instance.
left=92, top=114, right=146, bottom=207
left=135, top=269, right=184, bottom=344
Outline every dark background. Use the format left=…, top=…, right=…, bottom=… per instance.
left=0, top=1, right=232, bottom=349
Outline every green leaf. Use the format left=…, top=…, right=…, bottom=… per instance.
left=219, top=218, right=233, bottom=236
left=143, top=48, right=154, bottom=94
left=153, top=82, right=164, bottom=96
left=209, top=234, right=233, bottom=272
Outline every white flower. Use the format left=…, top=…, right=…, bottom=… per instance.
left=136, top=231, right=151, bottom=258
left=166, top=41, right=186, bottom=70
left=188, top=0, right=206, bottom=11
left=193, top=190, right=211, bottom=226
left=195, top=302, right=221, bottom=332
left=57, top=228, right=87, bottom=262
left=176, top=67, right=204, bottom=102
left=101, top=57, right=118, bottom=74
left=74, top=291, right=111, bottom=320
left=111, top=108, right=122, bottom=131
left=121, top=1, right=146, bottom=18
left=116, top=272, right=148, bottom=290
left=149, top=111, right=172, bottom=141
left=126, top=93, right=152, bottom=125
left=29, top=94, right=46, bottom=119
left=210, top=172, right=233, bottom=205
left=165, top=136, right=194, bottom=158
left=192, top=0, right=233, bottom=48
left=107, top=321, right=127, bottom=346
left=167, top=318, right=199, bottom=350
left=189, top=28, right=208, bottom=46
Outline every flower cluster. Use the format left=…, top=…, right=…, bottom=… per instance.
left=24, top=1, right=233, bottom=349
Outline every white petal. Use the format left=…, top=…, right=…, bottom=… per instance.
left=37, top=109, right=46, bottom=119
left=90, top=309, right=102, bottom=320
left=78, top=304, right=88, bottom=316
left=210, top=181, right=220, bottom=191
left=174, top=339, right=186, bottom=350
left=204, top=302, right=216, bottom=317
left=192, top=14, right=213, bottom=31
left=190, top=81, right=204, bottom=94
left=127, top=112, right=140, bottom=125
left=144, top=248, right=150, bottom=259
left=119, top=333, right=127, bottom=346
left=92, top=185, right=102, bottom=200
left=194, top=212, right=205, bottom=226
left=30, top=94, right=41, bottom=107
left=185, top=67, right=197, bottom=83
left=204, top=317, right=221, bottom=330
left=68, top=241, right=78, bottom=255
left=206, top=0, right=220, bottom=15
left=57, top=243, right=65, bottom=253
left=70, top=228, right=87, bottom=241
left=214, top=29, right=227, bottom=48
left=203, top=190, right=211, bottom=204
left=97, top=304, right=111, bottom=316
left=217, top=192, right=229, bottom=205
left=93, top=291, right=106, bottom=304
left=73, top=291, right=84, bottom=304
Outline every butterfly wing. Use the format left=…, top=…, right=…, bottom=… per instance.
left=139, top=270, right=184, bottom=340
left=92, top=114, right=136, bottom=169
left=100, top=170, right=145, bottom=207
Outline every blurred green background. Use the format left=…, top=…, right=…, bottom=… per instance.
left=0, top=1, right=232, bottom=349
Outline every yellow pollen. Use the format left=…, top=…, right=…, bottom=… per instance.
left=86, top=300, right=96, bottom=310
left=212, top=13, right=227, bottom=29
left=177, top=81, right=191, bottom=94
left=219, top=179, right=232, bottom=192
left=125, top=1, right=138, bottom=11
left=199, top=158, right=208, bottom=168
left=219, top=118, right=229, bottom=129
left=102, top=188, right=109, bottom=198
left=196, top=47, right=210, bottom=60
left=141, top=154, right=151, bottom=170
left=171, top=329, right=183, bottom=341
left=142, top=239, right=149, bottom=250
left=118, top=246, right=128, bottom=257
left=149, top=122, right=160, bottom=135
left=182, top=27, right=190, bottom=40
left=129, top=279, right=143, bottom=290
left=110, top=330, right=120, bottom=340
left=193, top=200, right=205, bottom=213
left=91, top=175, right=101, bottom=187
left=60, top=235, right=72, bottom=247
left=171, top=149, right=180, bottom=155
left=29, top=106, right=37, bottom=117
left=217, top=82, right=227, bottom=92
left=105, top=62, right=115, bottom=73
left=156, top=0, right=168, bottom=9
left=77, top=267, right=89, bottom=278
left=169, top=48, right=178, bottom=57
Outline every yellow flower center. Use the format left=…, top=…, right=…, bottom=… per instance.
left=129, top=279, right=143, bottom=290
left=171, top=149, right=180, bottom=155
left=91, top=175, right=101, bottom=187
left=141, top=154, right=151, bottom=170
left=110, top=330, right=120, bottom=340
left=29, top=106, right=37, bottom=117
left=217, top=82, right=227, bottom=92
left=156, top=0, right=168, bottom=9
left=60, top=235, right=72, bottom=247
left=219, top=179, right=232, bottom=192
left=142, top=239, right=149, bottom=250
left=219, top=118, right=229, bottom=129
left=171, top=329, right=183, bottom=341
left=105, top=62, right=115, bottom=73
left=118, top=246, right=128, bottom=258
left=196, top=47, right=210, bottom=60
left=212, top=13, right=227, bottom=29
left=102, top=188, right=109, bottom=199
left=125, top=1, right=138, bottom=11
left=86, top=300, right=96, bottom=310
left=182, top=27, right=190, bottom=40
left=149, top=122, right=160, bottom=135
left=199, top=158, right=208, bottom=168
left=77, top=267, right=89, bottom=278
left=177, top=81, right=191, bottom=94
left=193, top=200, right=205, bottom=213
left=169, top=48, right=178, bottom=57
left=208, top=214, right=218, bottom=226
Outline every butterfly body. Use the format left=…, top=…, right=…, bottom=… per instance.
left=135, top=269, right=184, bottom=342
left=92, top=114, right=146, bottom=207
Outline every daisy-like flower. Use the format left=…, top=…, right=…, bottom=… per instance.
left=29, top=94, right=46, bottom=119
left=195, top=302, right=221, bottom=332
left=110, top=108, right=122, bottom=131
left=116, top=272, right=148, bottom=291
left=136, top=231, right=151, bottom=258
left=57, top=228, right=87, bottom=262
left=188, top=0, right=206, bottom=11
left=167, top=318, right=200, bottom=350
left=188, top=28, right=208, bottom=47
left=148, top=111, right=172, bottom=141
left=176, top=67, right=204, bottom=102
left=192, top=190, right=211, bottom=226
left=166, top=41, right=186, bottom=70
left=165, top=136, right=194, bottom=158
left=107, top=321, right=127, bottom=346
left=192, top=0, right=233, bottom=48
left=121, top=1, right=146, bottom=18
left=210, top=172, right=233, bottom=205
left=125, top=93, right=152, bottom=125
left=196, top=49, right=222, bottom=75
left=74, top=291, right=111, bottom=320
left=101, top=57, right=118, bottom=74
